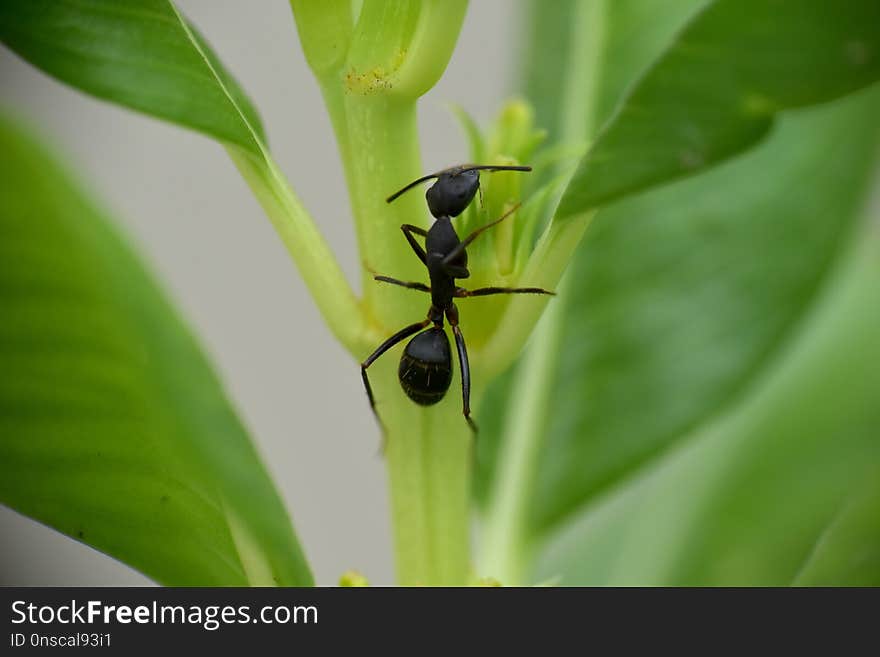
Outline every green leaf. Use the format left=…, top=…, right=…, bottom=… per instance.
left=0, top=112, right=312, bottom=586
left=448, top=104, right=486, bottom=163
left=0, top=0, right=266, bottom=153
left=0, top=0, right=372, bottom=357
left=518, top=0, right=580, bottom=146
left=477, top=0, right=705, bottom=521
left=793, top=476, right=880, bottom=587
left=480, top=0, right=880, bottom=586
left=530, top=88, right=880, bottom=538
left=556, top=0, right=880, bottom=218
left=0, top=0, right=373, bottom=359
left=514, top=0, right=705, bottom=188
left=532, top=87, right=880, bottom=584
left=534, top=209, right=880, bottom=584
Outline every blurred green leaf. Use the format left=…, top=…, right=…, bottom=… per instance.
left=0, top=0, right=266, bottom=153
left=529, top=87, right=880, bottom=584
left=535, top=209, right=880, bottom=583
left=513, top=0, right=704, bottom=193
left=517, top=0, right=579, bottom=147
left=448, top=104, right=487, bottom=163
left=0, top=113, right=312, bottom=586
left=531, top=88, right=880, bottom=537
left=476, top=0, right=704, bottom=508
left=556, top=0, right=880, bottom=218
left=481, top=0, right=880, bottom=586
left=793, top=476, right=880, bottom=587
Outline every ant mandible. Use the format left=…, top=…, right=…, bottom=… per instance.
left=361, top=164, right=555, bottom=433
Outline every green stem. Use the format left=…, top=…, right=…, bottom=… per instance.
left=294, top=3, right=468, bottom=332
left=373, top=358, right=472, bottom=585
left=480, top=275, right=570, bottom=583
left=228, top=147, right=370, bottom=355
left=477, top=212, right=593, bottom=378
left=479, top=0, right=605, bottom=583
left=323, top=85, right=471, bottom=585
left=388, top=0, right=469, bottom=99
left=290, top=0, right=471, bottom=585
left=341, top=95, right=428, bottom=328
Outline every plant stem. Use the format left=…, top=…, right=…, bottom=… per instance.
left=229, top=147, right=370, bottom=355
left=339, top=95, right=428, bottom=328
left=477, top=212, right=592, bottom=378
left=479, top=275, right=570, bottom=583
left=290, top=1, right=476, bottom=585
left=479, top=0, right=605, bottom=584
left=373, top=359, right=471, bottom=585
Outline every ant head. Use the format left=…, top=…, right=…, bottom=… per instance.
left=386, top=164, right=532, bottom=219
left=425, top=168, right=480, bottom=218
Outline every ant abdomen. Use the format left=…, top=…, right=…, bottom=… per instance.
left=398, top=328, right=452, bottom=406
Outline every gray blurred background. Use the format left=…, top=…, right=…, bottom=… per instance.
left=0, top=0, right=518, bottom=586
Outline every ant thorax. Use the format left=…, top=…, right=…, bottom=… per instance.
left=426, top=215, right=462, bottom=258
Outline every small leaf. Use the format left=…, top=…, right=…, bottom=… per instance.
left=556, top=0, right=880, bottom=218
left=448, top=104, right=486, bottom=163
left=0, top=113, right=312, bottom=586
left=0, top=0, right=266, bottom=153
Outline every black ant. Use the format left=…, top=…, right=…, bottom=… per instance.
left=361, top=164, right=554, bottom=433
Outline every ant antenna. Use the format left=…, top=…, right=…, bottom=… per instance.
left=386, top=164, right=532, bottom=204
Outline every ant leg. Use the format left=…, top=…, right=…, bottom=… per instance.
left=442, top=264, right=470, bottom=279
left=447, top=307, right=477, bottom=434
left=364, top=262, right=428, bottom=292
left=442, top=203, right=521, bottom=267
left=401, top=224, right=428, bottom=265
left=456, top=286, right=554, bottom=297
left=373, top=276, right=431, bottom=293
left=361, top=319, right=431, bottom=431
left=429, top=250, right=470, bottom=280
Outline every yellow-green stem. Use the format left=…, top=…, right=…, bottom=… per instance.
left=480, top=274, right=570, bottom=583
left=291, top=0, right=472, bottom=585
left=340, top=95, right=428, bottom=328
left=326, top=94, right=473, bottom=583
left=479, top=0, right=605, bottom=584
left=228, top=147, right=369, bottom=355
left=371, top=357, right=472, bottom=585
